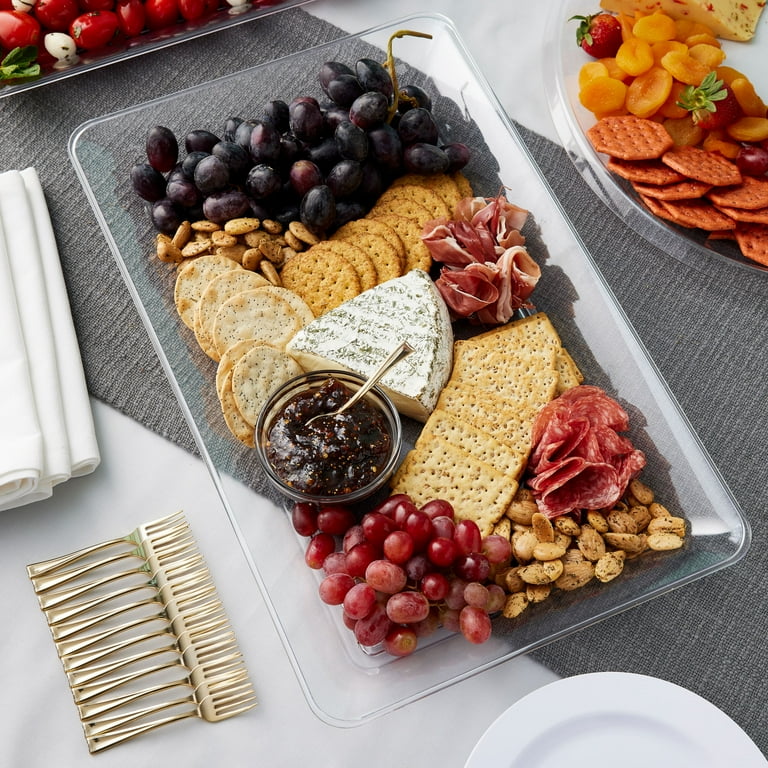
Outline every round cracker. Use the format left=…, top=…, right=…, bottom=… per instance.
left=375, top=184, right=451, bottom=220
left=211, top=288, right=302, bottom=358
left=280, top=248, right=361, bottom=316
left=331, top=218, right=407, bottom=268
left=346, top=230, right=403, bottom=283
left=371, top=213, right=432, bottom=272
left=195, top=270, right=271, bottom=360
left=366, top=197, right=434, bottom=228
left=216, top=339, right=264, bottom=401
left=231, top=345, right=303, bottom=427
left=253, top=284, right=316, bottom=326
left=306, top=240, right=378, bottom=291
left=391, top=173, right=462, bottom=211
left=174, top=253, right=243, bottom=330
left=219, top=370, right=255, bottom=447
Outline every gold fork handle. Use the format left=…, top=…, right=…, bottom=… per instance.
left=87, top=709, right=197, bottom=753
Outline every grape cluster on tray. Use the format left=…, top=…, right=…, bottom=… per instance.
left=131, top=32, right=470, bottom=239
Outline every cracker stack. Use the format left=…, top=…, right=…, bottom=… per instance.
left=390, top=313, right=583, bottom=536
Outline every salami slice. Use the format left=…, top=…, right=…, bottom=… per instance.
left=527, top=385, right=645, bottom=518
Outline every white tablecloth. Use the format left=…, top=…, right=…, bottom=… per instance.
left=0, top=3, right=562, bottom=767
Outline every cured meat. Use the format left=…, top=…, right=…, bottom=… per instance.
left=526, top=386, right=646, bottom=518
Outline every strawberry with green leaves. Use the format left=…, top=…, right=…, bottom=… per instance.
left=571, top=13, right=623, bottom=59
left=677, top=71, right=744, bottom=131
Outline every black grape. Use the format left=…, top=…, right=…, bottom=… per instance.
left=289, top=100, right=324, bottom=144
left=261, top=99, right=290, bottom=133
left=335, top=120, right=368, bottom=162
left=403, top=143, right=450, bottom=175
left=334, top=199, right=367, bottom=227
left=185, top=129, right=220, bottom=153
left=166, top=177, right=201, bottom=208
left=279, top=133, right=306, bottom=168
left=212, top=141, right=252, bottom=182
left=307, top=137, right=341, bottom=174
left=222, top=116, right=243, bottom=142
left=194, top=155, right=230, bottom=195
left=246, top=164, right=282, bottom=199
left=326, top=74, right=363, bottom=108
left=398, top=84, right=432, bottom=112
left=326, top=159, right=363, bottom=198
left=151, top=198, right=183, bottom=234
left=146, top=126, right=178, bottom=173
left=249, top=121, right=282, bottom=165
left=367, top=124, right=402, bottom=171
left=130, top=163, right=166, bottom=202
left=300, top=185, right=336, bottom=234
left=397, top=107, right=439, bottom=145
left=349, top=91, right=389, bottom=130
left=357, top=161, right=385, bottom=201
left=235, top=120, right=256, bottom=149
left=180, top=151, right=209, bottom=179
left=319, top=60, right=355, bottom=92
left=289, top=159, right=323, bottom=198
left=355, top=58, right=393, bottom=100
left=202, top=189, right=251, bottom=223
left=442, top=142, right=471, bottom=173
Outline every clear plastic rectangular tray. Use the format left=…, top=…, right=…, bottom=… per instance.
left=0, top=0, right=315, bottom=99
left=69, top=13, right=750, bottom=726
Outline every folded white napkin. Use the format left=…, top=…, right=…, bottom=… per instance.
left=0, top=168, right=100, bottom=511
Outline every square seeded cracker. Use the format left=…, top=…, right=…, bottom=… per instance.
left=390, top=435, right=517, bottom=537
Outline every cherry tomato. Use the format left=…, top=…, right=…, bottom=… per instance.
left=0, top=9, right=40, bottom=49
left=34, top=0, right=78, bottom=32
left=78, top=0, right=116, bottom=12
left=177, top=0, right=204, bottom=20
left=143, top=0, right=177, bottom=30
left=69, top=10, right=118, bottom=49
left=115, top=0, right=143, bottom=37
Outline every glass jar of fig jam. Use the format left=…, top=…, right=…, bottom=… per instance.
left=255, top=371, right=402, bottom=505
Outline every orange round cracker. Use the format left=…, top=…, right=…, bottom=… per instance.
left=661, top=145, right=742, bottom=187
left=586, top=115, right=674, bottom=160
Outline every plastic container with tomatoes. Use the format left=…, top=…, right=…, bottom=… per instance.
left=69, top=9, right=118, bottom=50
left=0, top=9, right=41, bottom=52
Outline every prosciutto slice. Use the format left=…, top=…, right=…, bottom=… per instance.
left=526, top=386, right=646, bottom=518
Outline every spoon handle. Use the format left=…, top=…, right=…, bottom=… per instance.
left=336, top=341, right=414, bottom=416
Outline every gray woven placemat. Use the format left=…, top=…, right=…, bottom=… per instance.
left=2, top=8, right=766, bottom=754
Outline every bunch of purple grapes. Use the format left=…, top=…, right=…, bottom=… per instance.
left=292, top=493, right=512, bottom=658
left=130, top=56, right=470, bottom=237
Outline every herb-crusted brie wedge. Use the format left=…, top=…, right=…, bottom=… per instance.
left=286, top=269, right=453, bottom=422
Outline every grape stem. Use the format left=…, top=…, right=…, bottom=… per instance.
left=384, top=29, right=433, bottom=123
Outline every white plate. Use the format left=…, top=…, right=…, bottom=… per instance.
left=545, top=0, right=768, bottom=275
left=465, top=672, right=766, bottom=767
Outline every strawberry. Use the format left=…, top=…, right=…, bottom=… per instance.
left=570, top=13, right=623, bottom=59
left=677, top=71, right=744, bottom=130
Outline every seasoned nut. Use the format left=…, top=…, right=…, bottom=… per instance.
left=562, top=547, right=587, bottom=564
left=532, top=541, right=567, bottom=561
left=260, top=260, right=281, bottom=286
left=215, top=244, right=247, bottom=264
left=629, top=504, right=652, bottom=532
left=532, top=512, right=555, bottom=543
left=171, top=220, right=192, bottom=249
left=502, top=592, right=528, bottom=619
left=607, top=508, right=639, bottom=534
left=181, top=239, right=212, bottom=258
left=258, top=238, right=283, bottom=264
left=526, top=583, right=551, bottom=603
left=554, top=515, right=581, bottom=536
left=506, top=490, right=537, bottom=526
left=518, top=559, right=564, bottom=585
left=242, top=248, right=263, bottom=271
left=281, top=246, right=299, bottom=264
left=501, top=566, right=525, bottom=594
left=211, top=230, right=239, bottom=247
left=586, top=510, right=609, bottom=533
left=553, top=531, right=572, bottom=550
left=647, top=532, right=684, bottom=551
left=156, top=233, right=183, bottom=263
left=555, top=559, right=595, bottom=591
left=594, top=550, right=626, bottom=583
left=283, top=228, right=304, bottom=252
left=512, top=529, right=538, bottom=564
left=649, top=501, right=672, bottom=518
left=288, top=219, right=321, bottom=245
left=244, top=230, right=271, bottom=248
left=577, top=524, right=606, bottom=561
left=603, top=532, right=648, bottom=554
left=224, top=217, right=260, bottom=235
left=628, top=477, right=654, bottom=506
left=493, top=517, right=512, bottom=540
left=262, top=218, right=282, bottom=234
left=190, top=219, right=220, bottom=232
left=647, top=515, right=686, bottom=537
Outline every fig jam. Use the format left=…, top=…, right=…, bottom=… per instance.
left=266, top=378, right=392, bottom=496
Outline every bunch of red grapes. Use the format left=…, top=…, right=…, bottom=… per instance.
left=292, top=493, right=512, bottom=658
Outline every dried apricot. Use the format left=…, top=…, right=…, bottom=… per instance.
left=626, top=66, right=673, bottom=118
left=599, top=56, right=631, bottom=81
left=651, top=40, right=687, bottom=66
left=633, top=12, right=676, bottom=43
left=657, top=80, right=689, bottom=119
left=579, top=76, right=628, bottom=115
left=702, top=130, right=740, bottom=159
left=662, top=116, right=704, bottom=146
left=616, top=38, right=654, bottom=77
left=660, top=49, right=709, bottom=86
left=684, top=33, right=721, bottom=48
left=687, top=43, right=726, bottom=70
left=730, top=78, right=768, bottom=118
left=715, top=65, right=748, bottom=86
left=726, top=116, right=768, bottom=143
left=579, top=61, right=610, bottom=90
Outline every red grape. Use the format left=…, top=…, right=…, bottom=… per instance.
left=419, top=498, right=454, bottom=521
left=459, top=605, right=492, bottom=644
left=365, top=559, right=407, bottom=594
left=318, top=573, right=355, bottom=605
left=392, top=497, right=419, bottom=529
left=454, top=553, right=491, bottom=582
left=413, top=607, right=441, bottom=638
left=386, top=591, right=430, bottom=624
left=430, top=515, right=455, bottom=540
left=482, top=534, right=512, bottom=565
left=322, top=551, right=349, bottom=576
left=354, top=603, right=392, bottom=646
left=403, top=553, right=432, bottom=582
left=371, top=493, right=412, bottom=518
left=444, top=577, right=468, bottom=610
left=426, top=536, right=457, bottom=568
left=382, top=530, right=415, bottom=564
left=420, top=571, right=449, bottom=601
left=463, top=581, right=490, bottom=609
left=343, top=582, right=377, bottom=620
left=291, top=501, right=318, bottom=537
left=454, top=519, right=482, bottom=556
left=736, top=144, right=768, bottom=176
left=404, top=510, right=434, bottom=551
left=317, top=504, right=356, bottom=536
left=342, top=524, right=365, bottom=553
left=361, top=511, right=398, bottom=547
left=487, top=584, right=506, bottom=613
left=345, top=542, right=379, bottom=578
left=382, top=626, right=418, bottom=657
left=305, top=532, right=335, bottom=569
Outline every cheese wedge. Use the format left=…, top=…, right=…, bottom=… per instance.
left=599, top=0, right=765, bottom=41
left=286, top=269, right=453, bottom=422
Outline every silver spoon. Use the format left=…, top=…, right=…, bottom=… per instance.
left=305, top=341, right=414, bottom=427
